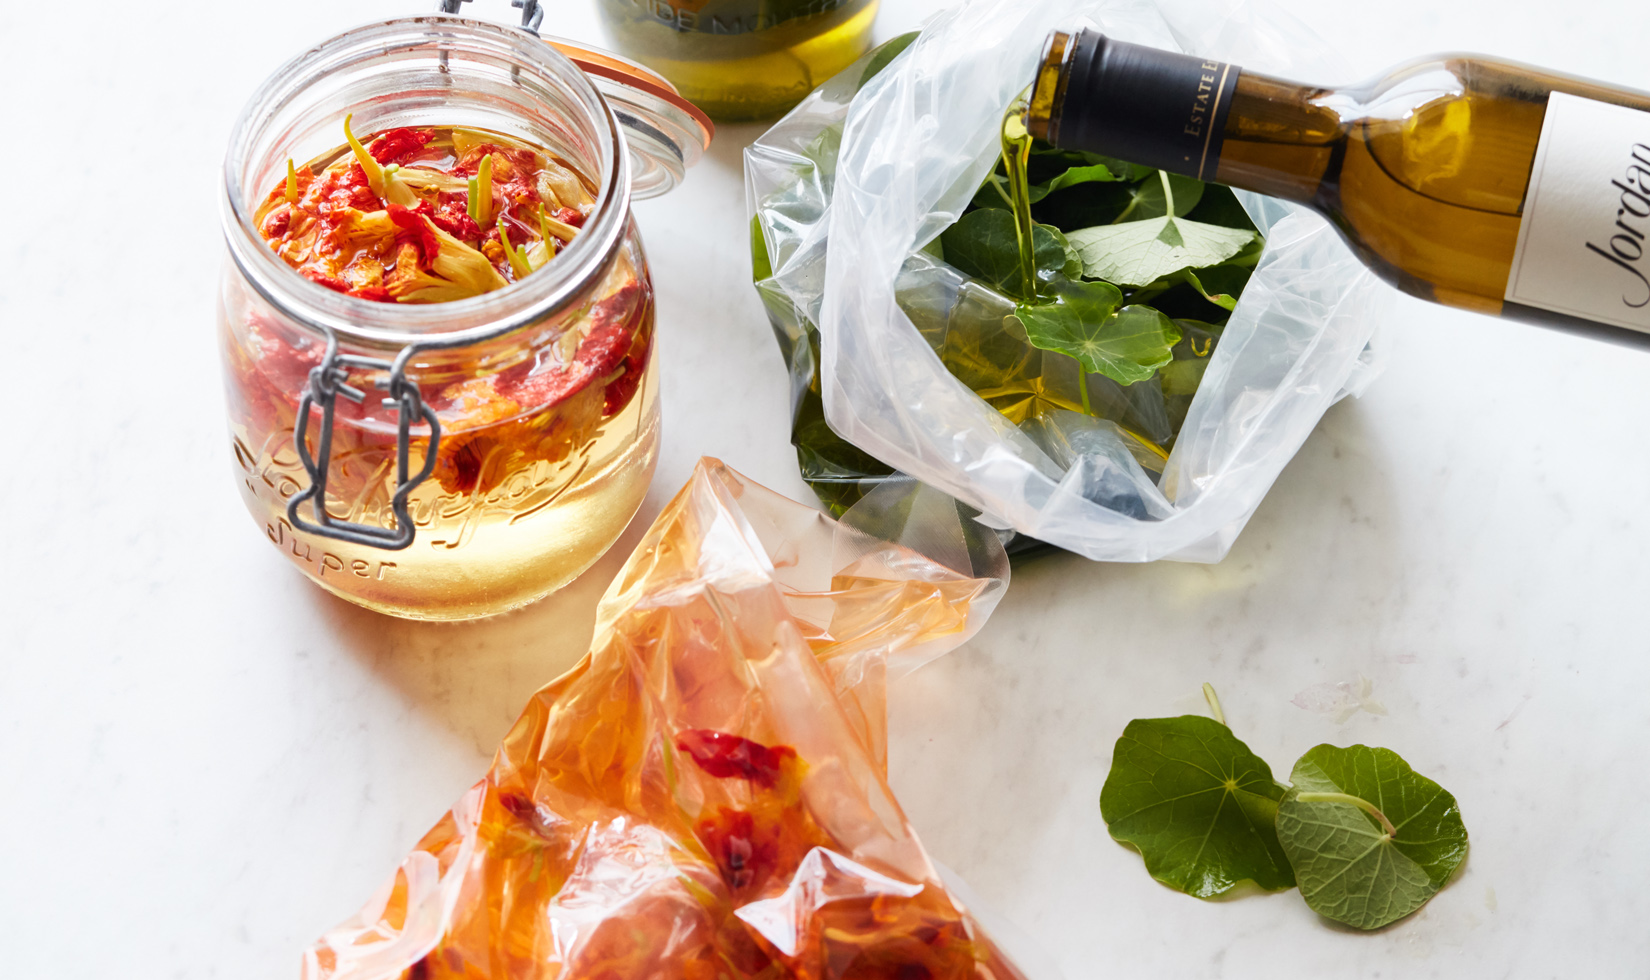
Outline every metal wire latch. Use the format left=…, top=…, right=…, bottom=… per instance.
left=438, top=0, right=544, bottom=34
left=283, top=0, right=549, bottom=550
left=287, top=334, right=441, bottom=550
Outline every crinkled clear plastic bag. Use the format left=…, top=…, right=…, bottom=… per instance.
left=747, top=0, right=1390, bottom=563
left=302, top=458, right=1030, bottom=980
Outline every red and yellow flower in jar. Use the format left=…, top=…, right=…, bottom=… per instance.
left=219, top=15, right=710, bottom=620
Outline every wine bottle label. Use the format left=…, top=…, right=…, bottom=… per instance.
left=1058, top=33, right=1241, bottom=181
left=1505, top=91, right=1650, bottom=333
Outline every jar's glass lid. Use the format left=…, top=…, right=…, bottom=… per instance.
left=543, top=37, right=713, bottom=200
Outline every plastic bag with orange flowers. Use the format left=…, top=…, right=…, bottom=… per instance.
left=302, top=458, right=1039, bottom=980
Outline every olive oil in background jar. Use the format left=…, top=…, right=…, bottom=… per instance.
left=1026, top=28, right=1650, bottom=346
left=597, top=0, right=878, bottom=121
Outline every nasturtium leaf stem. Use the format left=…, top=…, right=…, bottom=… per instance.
left=1079, top=367, right=1092, bottom=414
left=988, top=174, right=1015, bottom=210
left=1203, top=683, right=1226, bottom=727
left=1112, top=170, right=1179, bottom=226
left=1296, top=792, right=1398, bottom=839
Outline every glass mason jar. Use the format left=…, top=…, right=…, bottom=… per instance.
left=219, top=15, right=710, bottom=621
left=596, top=0, right=879, bottom=121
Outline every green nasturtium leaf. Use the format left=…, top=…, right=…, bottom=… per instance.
left=801, top=125, right=842, bottom=183
left=1184, top=183, right=1258, bottom=230
left=1180, top=269, right=1231, bottom=310
left=1163, top=246, right=1261, bottom=311
left=975, top=164, right=1123, bottom=209
left=940, top=208, right=1072, bottom=299
left=1042, top=225, right=1085, bottom=280
left=1115, top=171, right=1205, bottom=221
left=1159, top=355, right=1209, bottom=396
left=857, top=31, right=919, bottom=91
left=1276, top=744, right=1470, bottom=930
left=1068, top=217, right=1257, bottom=287
left=1099, top=715, right=1296, bottom=898
left=750, top=215, right=774, bottom=283
left=1014, top=284, right=1181, bottom=386
left=971, top=175, right=1012, bottom=211
left=1030, top=145, right=1154, bottom=181
left=1030, top=163, right=1123, bottom=202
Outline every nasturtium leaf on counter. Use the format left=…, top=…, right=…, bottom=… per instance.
left=1275, top=744, right=1469, bottom=930
left=1015, top=285, right=1181, bottom=386
left=940, top=208, right=1074, bottom=299
left=1068, top=217, right=1257, bottom=287
left=1099, top=714, right=1296, bottom=898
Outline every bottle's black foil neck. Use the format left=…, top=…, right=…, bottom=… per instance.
left=1055, top=30, right=1241, bottom=181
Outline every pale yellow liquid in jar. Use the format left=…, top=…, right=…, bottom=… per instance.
left=228, top=121, right=659, bottom=620
left=228, top=356, right=658, bottom=621
left=598, top=0, right=878, bottom=121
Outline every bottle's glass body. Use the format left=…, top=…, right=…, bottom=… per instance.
left=1217, top=59, right=1650, bottom=319
left=596, top=0, right=878, bottom=121
left=220, top=19, right=662, bottom=620
left=1029, top=30, right=1650, bottom=344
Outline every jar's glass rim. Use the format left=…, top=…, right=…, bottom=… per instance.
left=221, top=15, right=631, bottom=351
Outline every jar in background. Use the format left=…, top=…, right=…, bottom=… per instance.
left=597, top=0, right=878, bottom=121
left=219, top=16, right=710, bottom=620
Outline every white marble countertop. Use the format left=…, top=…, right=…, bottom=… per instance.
left=5, top=0, right=1648, bottom=976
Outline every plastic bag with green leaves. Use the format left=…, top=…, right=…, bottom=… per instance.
left=746, top=0, right=1387, bottom=562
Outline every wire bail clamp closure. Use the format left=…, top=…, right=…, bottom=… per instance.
left=437, top=0, right=544, bottom=34
left=287, top=332, right=441, bottom=551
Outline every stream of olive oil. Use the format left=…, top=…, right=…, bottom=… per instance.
left=1001, top=98, right=1038, bottom=301
left=1000, top=97, right=1098, bottom=413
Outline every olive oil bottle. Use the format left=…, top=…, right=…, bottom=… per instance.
left=1026, top=29, right=1650, bottom=345
left=598, top=0, right=878, bottom=121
